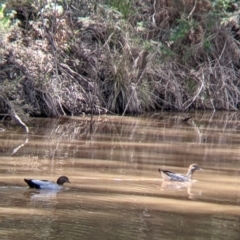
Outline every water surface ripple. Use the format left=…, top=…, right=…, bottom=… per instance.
left=0, top=112, right=240, bottom=240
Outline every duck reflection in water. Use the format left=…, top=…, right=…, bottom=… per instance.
left=160, top=181, right=202, bottom=200
left=24, top=188, right=62, bottom=202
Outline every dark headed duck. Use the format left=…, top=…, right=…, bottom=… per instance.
left=24, top=176, right=70, bottom=189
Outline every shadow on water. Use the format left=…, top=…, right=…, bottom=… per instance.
left=0, top=111, right=240, bottom=239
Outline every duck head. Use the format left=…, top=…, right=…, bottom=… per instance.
left=186, top=163, right=202, bottom=178
left=57, top=176, right=71, bottom=185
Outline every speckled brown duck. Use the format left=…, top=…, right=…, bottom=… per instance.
left=158, top=164, right=202, bottom=182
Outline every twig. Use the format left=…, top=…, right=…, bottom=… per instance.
left=182, top=71, right=205, bottom=110
left=0, top=95, right=29, bottom=134
left=188, top=0, right=197, bottom=20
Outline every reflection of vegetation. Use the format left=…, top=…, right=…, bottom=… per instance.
left=2, top=111, right=239, bottom=160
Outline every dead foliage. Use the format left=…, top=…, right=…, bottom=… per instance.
left=0, top=0, right=240, bottom=118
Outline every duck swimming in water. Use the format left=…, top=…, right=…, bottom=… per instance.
left=24, top=176, right=70, bottom=189
left=158, top=163, right=202, bottom=182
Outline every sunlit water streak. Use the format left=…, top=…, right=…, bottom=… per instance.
left=1, top=112, right=240, bottom=239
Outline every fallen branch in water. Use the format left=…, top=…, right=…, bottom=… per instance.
left=0, top=94, right=29, bottom=134
left=11, top=108, right=29, bottom=134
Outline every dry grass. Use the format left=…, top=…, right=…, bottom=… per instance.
left=0, top=0, right=240, bottom=118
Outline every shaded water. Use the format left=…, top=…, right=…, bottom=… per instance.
left=1, top=112, right=240, bottom=240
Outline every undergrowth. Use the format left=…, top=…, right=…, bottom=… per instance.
left=0, top=0, right=240, bottom=118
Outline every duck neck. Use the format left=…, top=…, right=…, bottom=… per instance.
left=186, top=169, right=194, bottom=179
left=57, top=179, right=63, bottom=185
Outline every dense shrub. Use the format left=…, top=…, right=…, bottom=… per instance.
left=0, top=0, right=239, bottom=118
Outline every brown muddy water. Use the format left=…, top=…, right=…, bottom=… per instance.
left=1, top=112, right=240, bottom=240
